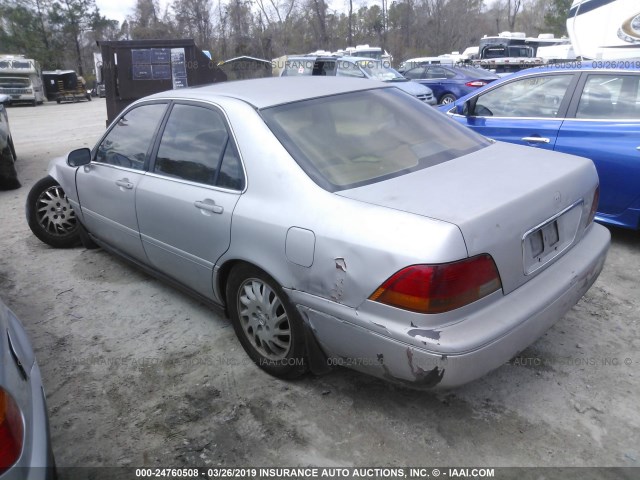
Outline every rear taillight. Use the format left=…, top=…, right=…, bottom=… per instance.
left=588, top=185, right=600, bottom=225
left=465, top=80, right=489, bottom=87
left=0, top=388, right=24, bottom=473
left=369, top=254, right=502, bottom=314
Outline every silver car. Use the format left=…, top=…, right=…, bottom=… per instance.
left=0, top=298, right=55, bottom=479
left=25, top=77, right=609, bottom=388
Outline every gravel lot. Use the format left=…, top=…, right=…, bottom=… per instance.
left=1, top=99, right=639, bottom=473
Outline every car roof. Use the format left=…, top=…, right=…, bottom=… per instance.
left=502, top=62, right=640, bottom=79
left=145, top=77, right=387, bottom=109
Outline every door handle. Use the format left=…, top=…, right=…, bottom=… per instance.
left=194, top=200, right=223, bottom=214
left=636, top=146, right=640, bottom=151
left=115, top=179, right=133, bottom=189
left=522, top=137, right=550, bottom=144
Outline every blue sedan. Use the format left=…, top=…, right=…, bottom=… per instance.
left=440, top=64, right=640, bottom=231
left=403, top=64, right=499, bottom=104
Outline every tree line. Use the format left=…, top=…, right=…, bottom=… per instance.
left=0, top=0, right=571, bottom=79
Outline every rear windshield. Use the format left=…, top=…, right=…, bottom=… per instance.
left=261, top=88, right=490, bottom=191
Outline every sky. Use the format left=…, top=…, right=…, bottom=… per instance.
left=95, top=0, right=171, bottom=25
left=95, top=0, right=355, bottom=25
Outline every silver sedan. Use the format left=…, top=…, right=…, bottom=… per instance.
left=25, top=77, right=610, bottom=388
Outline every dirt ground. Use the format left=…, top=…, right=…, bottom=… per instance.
left=1, top=99, right=639, bottom=472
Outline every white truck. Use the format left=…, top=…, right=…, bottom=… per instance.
left=0, top=55, right=46, bottom=106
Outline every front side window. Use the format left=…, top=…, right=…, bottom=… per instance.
left=473, top=74, right=573, bottom=118
left=262, top=88, right=490, bottom=191
left=95, top=103, right=166, bottom=169
left=154, top=104, right=244, bottom=189
left=576, top=74, right=640, bottom=119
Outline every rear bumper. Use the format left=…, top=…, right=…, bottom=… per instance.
left=290, top=223, right=610, bottom=389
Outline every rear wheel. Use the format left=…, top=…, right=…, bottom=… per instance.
left=440, top=93, right=456, bottom=105
left=26, top=176, right=79, bottom=248
left=226, top=264, right=308, bottom=379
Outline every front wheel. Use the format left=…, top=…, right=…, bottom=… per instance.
left=26, top=176, right=80, bottom=248
left=439, top=94, right=457, bottom=105
left=226, top=264, right=308, bottom=379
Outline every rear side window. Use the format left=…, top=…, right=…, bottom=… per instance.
left=261, top=88, right=490, bottom=191
left=95, top=103, right=166, bottom=169
left=426, top=67, right=456, bottom=79
left=403, top=67, right=426, bottom=80
left=154, top=104, right=244, bottom=190
left=576, top=74, right=640, bottom=119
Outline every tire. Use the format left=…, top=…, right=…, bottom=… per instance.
left=26, top=176, right=80, bottom=248
left=226, top=264, right=308, bottom=379
left=0, top=145, right=20, bottom=191
left=439, top=94, right=456, bottom=105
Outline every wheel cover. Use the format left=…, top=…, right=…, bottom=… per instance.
left=441, top=96, right=454, bottom=104
left=35, top=185, right=77, bottom=236
left=237, top=278, right=291, bottom=361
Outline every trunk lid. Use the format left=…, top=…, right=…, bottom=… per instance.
left=337, top=141, right=597, bottom=293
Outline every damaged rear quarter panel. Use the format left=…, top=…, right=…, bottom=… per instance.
left=217, top=99, right=468, bottom=307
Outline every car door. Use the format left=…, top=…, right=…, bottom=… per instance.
left=76, top=102, right=168, bottom=261
left=449, top=72, right=578, bottom=150
left=135, top=102, right=245, bottom=300
left=555, top=72, right=640, bottom=223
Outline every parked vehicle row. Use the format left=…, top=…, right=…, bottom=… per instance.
left=281, top=55, right=437, bottom=105
left=440, top=64, right=640, bottom=231
left=25, top=77, right=608, bottom=390
left=403, top=64, right=500, bottom=104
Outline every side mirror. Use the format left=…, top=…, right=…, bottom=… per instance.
left=0, top=94, right=9, bottom=106
left=67, top=148, right=91, bottom=167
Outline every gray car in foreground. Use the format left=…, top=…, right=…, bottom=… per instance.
left=26, top=77, right=609, bottom=389
left=0, top=298, right=55, bottom=479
